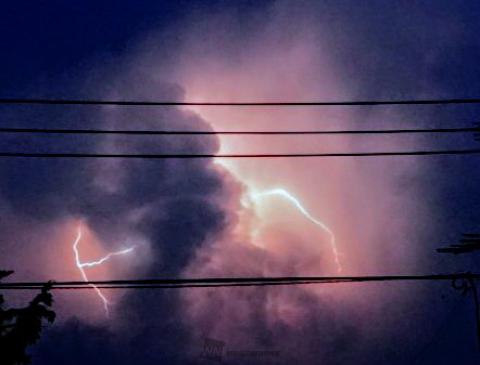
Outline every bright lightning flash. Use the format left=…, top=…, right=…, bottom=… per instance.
left=250, top=188, right=342, bottom=272
left=72, top=227, right=135, bottom=316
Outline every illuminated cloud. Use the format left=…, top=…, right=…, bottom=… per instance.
left=172, top=2, right=435, bottom=361
left=3, top=1, right=474, bottom=364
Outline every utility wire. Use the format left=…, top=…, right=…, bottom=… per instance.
left=0, top=150, right=479, bottom=159
left=1, top=273, right=478, bottom=290
left=0, top=282, right=327, bottom=290
left=2, top=97, right=480, bottom=106
left=0, top=126, right=477, bottom=136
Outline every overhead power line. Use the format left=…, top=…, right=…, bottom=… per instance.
left=2, top=97, right=480, bottom=107
left=0, top=273, right=478, bottom=290
left=0, top=126, right=478, bottom=136
left=0, top=149, right=478, bottom=159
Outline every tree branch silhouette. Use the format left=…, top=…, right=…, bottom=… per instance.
left=0, top=270, right=55, bottom=365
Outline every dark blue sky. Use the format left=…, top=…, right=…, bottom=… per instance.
left=1, top=1, right=480, bottom=364
left=0, top=1, right=266, bottom=96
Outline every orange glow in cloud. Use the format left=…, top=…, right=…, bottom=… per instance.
left=174, top=27, right=427, bottom=277
left=3, top=218, right=146, bottom=324
left=171, top=11, right=431, bottom=353
left=178, top=39, right=342, bottom=266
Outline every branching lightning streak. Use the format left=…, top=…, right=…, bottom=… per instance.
left=251, top=188, right=342, bottom=272
left=72, top=227, right=134, bottom=316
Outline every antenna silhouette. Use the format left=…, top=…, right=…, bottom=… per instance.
left=437, top=233, right=480, bottom=349
left=437, top=233, right=480, bottom=255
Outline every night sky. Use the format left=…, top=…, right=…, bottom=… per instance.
left=1, top=1, right=480, bottom=364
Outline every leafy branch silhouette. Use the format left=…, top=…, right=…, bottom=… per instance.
left=0, top=270, right=55, bottom=365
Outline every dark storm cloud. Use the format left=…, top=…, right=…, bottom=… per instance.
left=175, top=1, right=480, bottom=364
left=0, top=54, right=235, bottom=364
left=0, top=64, right=230, bottom=274
left=1, top=1, right=480, bottom=365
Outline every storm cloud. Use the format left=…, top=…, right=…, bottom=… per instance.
left=1, top=1, right=480, bottom=364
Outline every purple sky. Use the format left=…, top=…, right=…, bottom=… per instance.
left=1, top=1, right=480, bottom=364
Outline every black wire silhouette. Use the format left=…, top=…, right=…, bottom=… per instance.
left=0, top=149, right=479, bottom=159
left=2, top=97, right=480, bottom=106
left=0, top=126, right=478, bottom=136
left=1, top=273, right=479, bottom=290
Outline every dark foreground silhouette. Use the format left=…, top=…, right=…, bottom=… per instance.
left=437, top=233, right=480, bottom=254
left=0, top=270, right=55, bottom=365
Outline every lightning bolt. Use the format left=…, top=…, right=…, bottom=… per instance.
left=72, top=226, right=135, bottom=316
left=250, top=188, right=342, bottom=272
